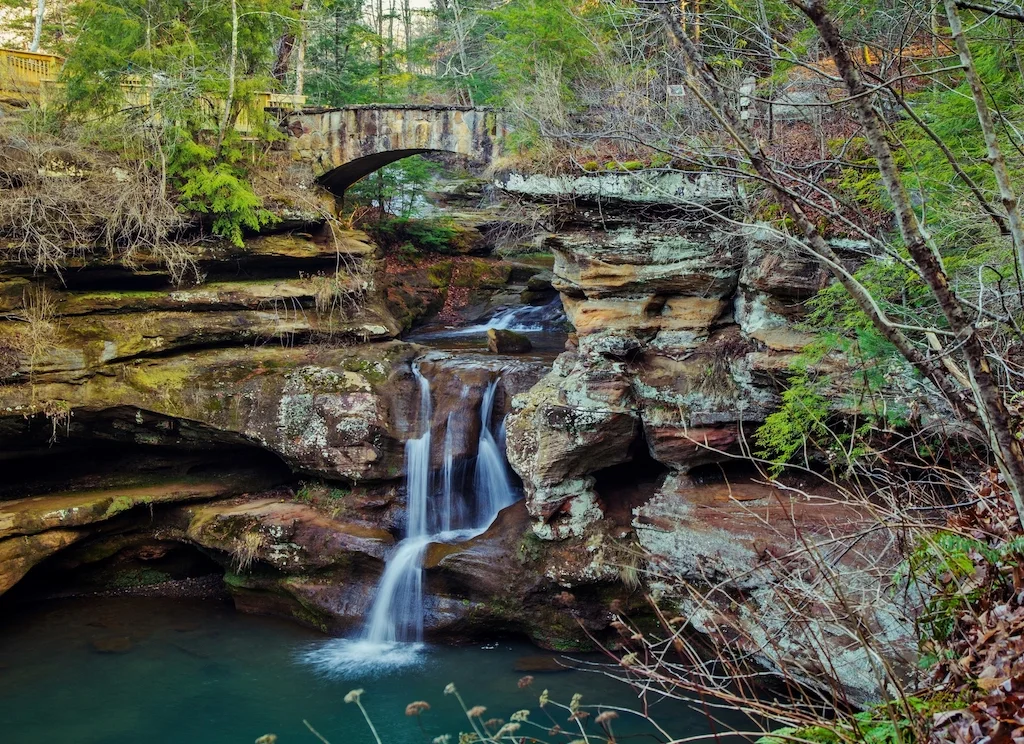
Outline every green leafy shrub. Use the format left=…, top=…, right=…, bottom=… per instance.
left=398, top=243, right=421, bottom=263
left=166, top=129, right=277, bottom=247
left=756, top=367, right=832, bottom=469
left=759, top=697, right=953, bottom=744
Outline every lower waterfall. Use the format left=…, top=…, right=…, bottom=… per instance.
left=301, top=362, right=519, bottom=675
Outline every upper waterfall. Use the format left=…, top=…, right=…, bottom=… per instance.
left=301, top=360, right=522, bottom=675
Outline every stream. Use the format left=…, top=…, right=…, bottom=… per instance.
left=0, top=595, right=747, bottom=743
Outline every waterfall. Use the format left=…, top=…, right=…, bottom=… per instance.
left=485, top=298, right=565, bottom=332
left=404, top=365, right=432, bottom=541
left=472, top=379, right=517, bottom=528
left=363, top=535, right=431, bottom=644
left=413, top=296, right=566, bottom=338
left=439, top=412, right=458, bottom=533
left=361, top=364, right=432, bottom=644
left=300, top=363, right=521, bottom=676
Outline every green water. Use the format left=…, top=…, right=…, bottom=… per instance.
left=0, top=597, right=742, bottom=743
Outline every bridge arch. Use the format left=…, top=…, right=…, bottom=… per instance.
left=284, top=105, right=504, bottom=196
left=317, top=148, right=448, bottom=194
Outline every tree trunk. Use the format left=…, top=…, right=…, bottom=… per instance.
left=272, top=35, right=296, bottom=82
left=294, top=0, right=310, bottom=97
left=30, top=0, right=45, bottom=52
left=376, top=0, right=385, bottom=98
left=658, top=6, right=971, bottom=418
left=403, top=0, right=413, bottom=76
left=217, top=0, right=238, bottom=154
left=451, top=0, right=474, bottom=105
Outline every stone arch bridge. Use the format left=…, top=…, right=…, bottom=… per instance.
left=283, top=104, right=505, bottom=195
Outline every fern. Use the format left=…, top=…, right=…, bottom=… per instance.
left=166, top=128, right=277, bottom=247
left=756, top=370, right=832, bottom=470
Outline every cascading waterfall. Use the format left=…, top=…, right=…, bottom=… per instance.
left=411, top=296, right=565, bottom=340
left=458, top=296, right=565, bottom=334
left=362, top=365, right=432, bottom=644
left=403, top=365, right=432, bottom=541
left=362, top=536, right=431, bottom=644
left=302, top=362, right=520, bottom=675
left=439, top=412, right=460, bottom=533
left=472, top=379, right=517, bottom=528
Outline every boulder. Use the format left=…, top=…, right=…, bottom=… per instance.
left=634, top=474, right=914, bottom=706
left=185, top=498, right=395, bottom=570
left=487, top=328, right=533, bottom=354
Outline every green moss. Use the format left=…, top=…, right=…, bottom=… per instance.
left=453, top=259, right=511, bottom=289
left=204, top=395, right=226, bottom=415
left=341, top=357, right=388, bottom=385
left=518, top=531, right=544, bottom=564
left=222, top=571, right=250, bottom=588
left=294, top=480, right=353, bottom=508
left=605, top=160, right=645, bottom=171
left=544, top=635, right=592, bottom=652
left=104, top=494, right=136, bottom=518
left=427, top=261, right=454, bottom=288
left=127, top=364, right=191, bottom=396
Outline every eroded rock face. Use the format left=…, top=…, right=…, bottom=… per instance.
left=501, top=185, right=908, bottom=701
left=507, top=218, right=798, bottom=540
left=0, top=217, right=556, bottom=645
left=634, top=474, right=915, bottom=706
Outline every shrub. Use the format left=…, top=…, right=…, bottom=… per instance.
left=166, top=128, right=277, bottom=248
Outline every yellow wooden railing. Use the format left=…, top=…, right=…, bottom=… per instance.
left=0, top=48, right=63, bottom=102
left=0, top=48, right=305, bottom=131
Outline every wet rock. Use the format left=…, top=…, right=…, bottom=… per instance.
left=524, top=271, right=554, bottom=292
left=520, top=271, right=556, bottom=305
left=186, top=498, right=395, bottom=571
left=0, top=529, right=82, bottom=594
left=487, top=328, right=532, bottom=354
left=420, top=501, right=629, bottom=650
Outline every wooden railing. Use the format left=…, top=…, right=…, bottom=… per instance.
left=0, top=48, right=305, bottom=132
left=0, top=48, right=63, bottom=101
